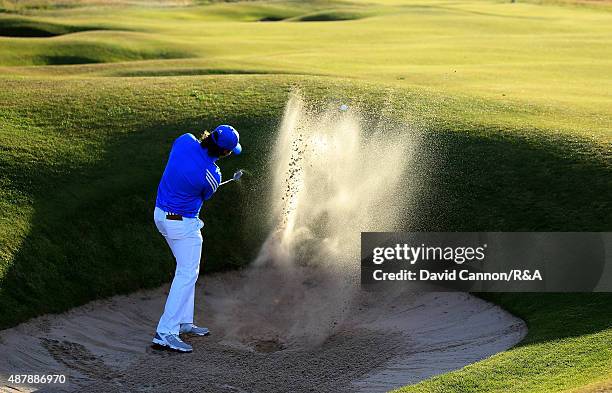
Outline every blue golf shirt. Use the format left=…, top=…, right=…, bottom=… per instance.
left=155, top=133, right=222, bottom=218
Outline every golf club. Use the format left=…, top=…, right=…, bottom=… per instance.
left=219, top=169, right=244, bottom=186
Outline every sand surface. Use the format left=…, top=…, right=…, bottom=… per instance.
left=0, top=269, right=526, bottom=393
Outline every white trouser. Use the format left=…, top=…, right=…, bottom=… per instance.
left=153, top=207, right=204, bottom=335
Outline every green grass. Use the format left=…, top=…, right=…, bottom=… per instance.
left=0, top=0, right=611, bottom=392
left=1, top=0, right=611, bottom=141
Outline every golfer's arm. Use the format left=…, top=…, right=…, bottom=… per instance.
left=202, top=173, right=221, bottom=200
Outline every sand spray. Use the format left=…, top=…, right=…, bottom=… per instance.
left=215, top=91, right=419, bottom=349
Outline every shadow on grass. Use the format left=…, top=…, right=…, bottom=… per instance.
left=0, top=17, right=111, bottom=37
left=480, top=292, right=612, bottom=346
left=0, top=117, right=610, bottom=341
left=0, top=114, right=276, bottom=329
left=36, top=55, right=104, bottom=65
left=404, top=128, right=611, bottom=232
left=111, top=68, right=316, bottom=78
left=402, top=128, right=611, bottom=345
left=289, top=11, right=370, bottom=22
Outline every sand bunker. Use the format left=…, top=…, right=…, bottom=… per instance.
left=0, top=94, right=526, bottom=392
left=0, top=274, right=525, bottom=392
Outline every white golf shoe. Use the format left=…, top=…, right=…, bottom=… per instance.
left=152, top=332, right=193, bottom=352
left=180, top=323, right=210, bottom=336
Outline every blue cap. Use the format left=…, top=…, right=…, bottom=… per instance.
left=211, top=124, right=242, bottom=155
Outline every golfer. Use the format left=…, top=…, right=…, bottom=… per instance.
left=152, top=125, right=242, bottom=352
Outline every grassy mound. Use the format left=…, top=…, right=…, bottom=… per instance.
left=289, top=9, right=371, bottom=22
left=0, top=16, right=105, bottom=37
left=2, top=75, right=609, bottom=329
left=0, top=31, right=194, bottom=65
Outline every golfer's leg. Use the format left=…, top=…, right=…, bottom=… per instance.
left=180, top=218, right=204, bottom=325
left=156, top=236, right=180, bottom=334
left=179, top=254, right=200, bottom=325
left=156, top=232, right=202, bottom=334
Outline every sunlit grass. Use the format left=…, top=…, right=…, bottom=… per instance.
left=0, top=0, right=610, bottom=139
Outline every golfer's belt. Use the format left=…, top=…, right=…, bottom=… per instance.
left=166, top=213, right=183, bottom=221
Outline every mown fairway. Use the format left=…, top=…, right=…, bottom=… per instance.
left=1, top=0, right=612, bottom=138
left=0, top=0, right=610, bottom=392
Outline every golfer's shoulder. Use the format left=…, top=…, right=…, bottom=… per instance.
left=177, top=133, right=198, bottom=144
left=172, top=133, right=198, bottom=150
